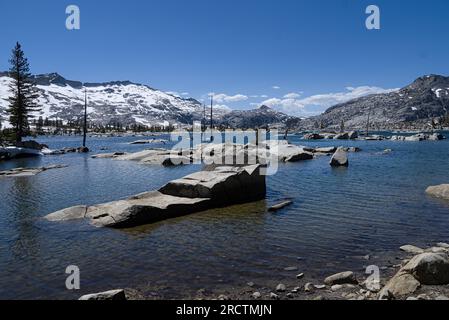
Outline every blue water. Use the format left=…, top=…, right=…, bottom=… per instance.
left=1, top=133, right=449, bottom=299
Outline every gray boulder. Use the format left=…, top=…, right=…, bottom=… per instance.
left=426, top=184, right=449, bottom=200
left=378, top=272, right=421, bottom=299
left=159, top=165, right=266, bottom=206
left=330, top=148, right=349, bottom=167
left=402, top=253, right=449, bottom=285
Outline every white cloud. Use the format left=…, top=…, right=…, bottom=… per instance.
left=213, top=93, right=248, bottom=103
left=181, top=92, right=190, bottom=96
left=272, top=86, right=281, bottom=90
left=283, top=92, right=301, bottom=99
left=260, top=86, right=398, bottom=116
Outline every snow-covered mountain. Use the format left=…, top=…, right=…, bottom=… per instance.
left=0, top=72, right=229, bottom=127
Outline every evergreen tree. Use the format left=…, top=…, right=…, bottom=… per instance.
left=7, top=42, right=39, bottom=143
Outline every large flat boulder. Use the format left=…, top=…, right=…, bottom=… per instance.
left=86, top=192, right=211, bottom=228
left=45, top=165, right=266, bottom=228
left=426, top=184, right=449, bottom=200
left=159, top=165, right=266, bottom=206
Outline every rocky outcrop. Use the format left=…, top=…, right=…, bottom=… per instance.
left=45, top=165, right=266, bottom=228
left=93, top=141, right=319, bottom=167
left=330, top=148, right=349, bottom=167
left=426, top=184, right=449, bottom=200
left=159, top=165, right=266, bottom=206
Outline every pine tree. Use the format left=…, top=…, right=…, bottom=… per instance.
left=7, top=42, right=39, bottom=143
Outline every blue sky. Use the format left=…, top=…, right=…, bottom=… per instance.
left=1, top=0, right=449, bottom=116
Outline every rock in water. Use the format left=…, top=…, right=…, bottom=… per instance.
left=324, top=271, right=358, bottom=285
left=314, top=147, right=337, bottom=154
left=45, top=165, right=266, bottom=228
left=348, top=131, right=359, bottom=139
left=159, top=165, right=266, bottom=206
left=269, top=200, right=293, bottom=212
left=330, top=148, right=349, bottom=167
left=426, top=184, right=449, bottom=200
left=303, top=133, right=324, bottom=140
left=402, top=253, right=449, bottom=285
left=333, top=133, right=349, bottom=140
left=79, top=289, right=126, bottom=300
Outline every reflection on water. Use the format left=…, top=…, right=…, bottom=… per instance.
left=1, top=133, right=449, bottom=299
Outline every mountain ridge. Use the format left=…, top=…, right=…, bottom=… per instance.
left=300, top=74, right=449, bottom=130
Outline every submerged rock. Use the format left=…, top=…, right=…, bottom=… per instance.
left=0, top=164, right=67, bottom=178
left=330, top=148, right=349, bottom=167
left=268, top=200, right=293, bottom=212
left=129, top=139, right=167, bottom=145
